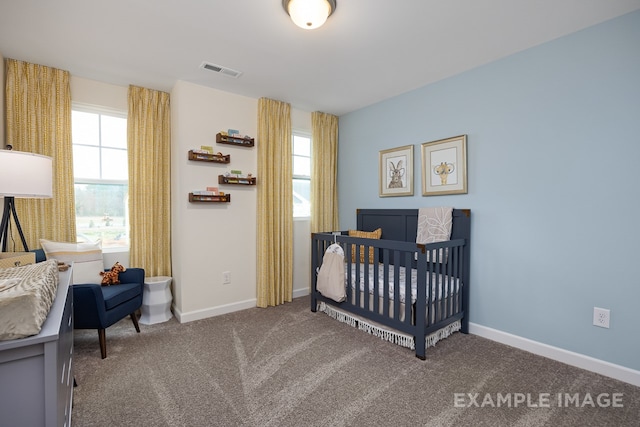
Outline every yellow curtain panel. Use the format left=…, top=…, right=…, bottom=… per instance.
left=127, top=85, right=171, bottom=277
left=256, top=98, right=292, bottom=307
left=310, top=111, right=339, bottom=233
left=4, top=59, right=76, bottom=248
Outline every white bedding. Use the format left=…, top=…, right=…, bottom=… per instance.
left=0, top=260, right=59, bottom=340
left=347, top=263, right=461, bottom=304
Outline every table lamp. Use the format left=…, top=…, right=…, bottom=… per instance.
left=0, top=149, right=53, bottom=252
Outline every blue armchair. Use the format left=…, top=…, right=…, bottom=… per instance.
left=34, top=250, right=145, bottom=359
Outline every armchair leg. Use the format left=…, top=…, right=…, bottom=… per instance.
left=98, top=329, right=107, bottom=359
left=97, top=316, right=138, bottom=360
left=130, top=312, right=140, bottom=333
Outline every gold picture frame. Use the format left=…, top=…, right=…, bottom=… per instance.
left=379, top=145, right=413, bottom=197
left=421, top=135, right=467, bottom=196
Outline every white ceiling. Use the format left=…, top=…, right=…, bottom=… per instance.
left=1, top=0, right=639, bottom=116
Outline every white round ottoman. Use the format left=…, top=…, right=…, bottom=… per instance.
left=140, top=276, right=173, bottom=325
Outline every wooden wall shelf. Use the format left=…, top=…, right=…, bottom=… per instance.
left=188, top=150, right=230, bottom=163
left=218, top=175, right=256, bottom=185
left=189, top=193, right=231, bottom=203
left=216, top=133, right=254, bottom=147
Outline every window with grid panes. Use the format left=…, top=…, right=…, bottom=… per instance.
left=72, top=106, right=129, bottom=248
left=292, top=133, right=311, bottom=218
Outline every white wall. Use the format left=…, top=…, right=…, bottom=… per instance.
left=293, top=218, right=311, bottom=298
left=71, top=76, right=127, bottom=111
left=171, top=80, right=312, bottom=321
left=170, top=81, right=258, bottom=320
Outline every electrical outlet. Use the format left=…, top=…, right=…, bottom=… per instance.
left=593, top=307, right=610, bottom=329
left=222, top=271, right=231, bottom=285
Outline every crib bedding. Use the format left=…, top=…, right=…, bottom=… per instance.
left=347, top=262, right=461, bottom=304
left=351, top=289, right=460, bottom=325
left=0, top=260, right=59, bottom=340
left=317, top=300, right=461, bottom=351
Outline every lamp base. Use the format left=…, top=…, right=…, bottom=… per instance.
left=0, top=196, right=29, bottom=252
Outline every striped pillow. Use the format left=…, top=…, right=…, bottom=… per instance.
left=40, top=239, right=104, bottom=284
left=348, top=228, right=382, bottom=264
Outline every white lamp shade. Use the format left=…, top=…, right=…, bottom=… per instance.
left=287, top=0, right=332, bottom=30
left=0, top=150, right=53, bottom=198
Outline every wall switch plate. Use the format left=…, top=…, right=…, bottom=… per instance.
left=222, top=271, right=231, bottom=285
left=593, top=307, right=610, bottom=328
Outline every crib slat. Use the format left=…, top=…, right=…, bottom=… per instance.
left=450, top=245, right=455, bottom=316
left=444, top=245, right=450, bottom=319
left=373, top=246, right=379, bottom=315
left=435, top=247, right=441, bottom=321
left=425, top=249, right=432, bottom=327
left=404, top=250, right=412, bottom=325
left=459, top=242, right=465, bottom=313
left=437, top=247, right=443, bottom=321
left=363, top=242, right=370, bottom=313
left=414, top=244, right=427, bottom=358
left=393, top=249, right=400, bottom=322
left=453, top=245, right=460, bottom=315
left=346, top=242, right=353, bottom=304
left=382, top=248, right=390, bottom=318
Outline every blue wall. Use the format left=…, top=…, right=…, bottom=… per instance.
left=338, top=11, right=640, bottom=371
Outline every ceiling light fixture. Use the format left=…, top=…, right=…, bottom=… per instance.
left=282, top=0, right=336, bottom=30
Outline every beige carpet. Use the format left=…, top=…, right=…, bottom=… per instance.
left=72, top=296, right=639, bottom=426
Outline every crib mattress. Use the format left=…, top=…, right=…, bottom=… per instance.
left=0, top=260, right=59, bottom=340
left=347, top=263, right=461, bottom=304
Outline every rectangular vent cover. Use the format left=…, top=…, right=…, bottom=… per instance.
left=200, top=62, right=242, bottom=78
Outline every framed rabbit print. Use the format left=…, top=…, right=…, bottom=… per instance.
left=421, top=135, right=467, bottom=196
left=379, top=145, right=413, bottom=197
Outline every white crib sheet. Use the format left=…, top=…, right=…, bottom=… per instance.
left=347, top=263, right=461, bottom=304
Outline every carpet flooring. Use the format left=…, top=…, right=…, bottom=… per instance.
left=72, top=296, right=639, bottom=426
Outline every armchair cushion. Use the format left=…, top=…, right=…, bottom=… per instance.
left=102, top=282, right=141, bottom=310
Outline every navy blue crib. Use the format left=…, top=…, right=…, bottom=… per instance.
left=311, top=208, right=471, bottom=359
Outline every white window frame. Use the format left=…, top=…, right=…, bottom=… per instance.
left=292, top=130, right=311, bottom=219
left=72, top=103, right=129, bottom=249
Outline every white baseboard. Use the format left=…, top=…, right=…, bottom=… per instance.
left=469, top=322, right=640, bottom=387
left=173, top=289, right=309, bottom=323
left=173, top=298, right=257, bottom=323
left=293, top=287, right=309, bottom=299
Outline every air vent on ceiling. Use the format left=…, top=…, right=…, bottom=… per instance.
left=200, top=62, right=242, bottom=79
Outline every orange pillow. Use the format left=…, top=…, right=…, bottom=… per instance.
left=348, top=228, right=382, bottom=264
